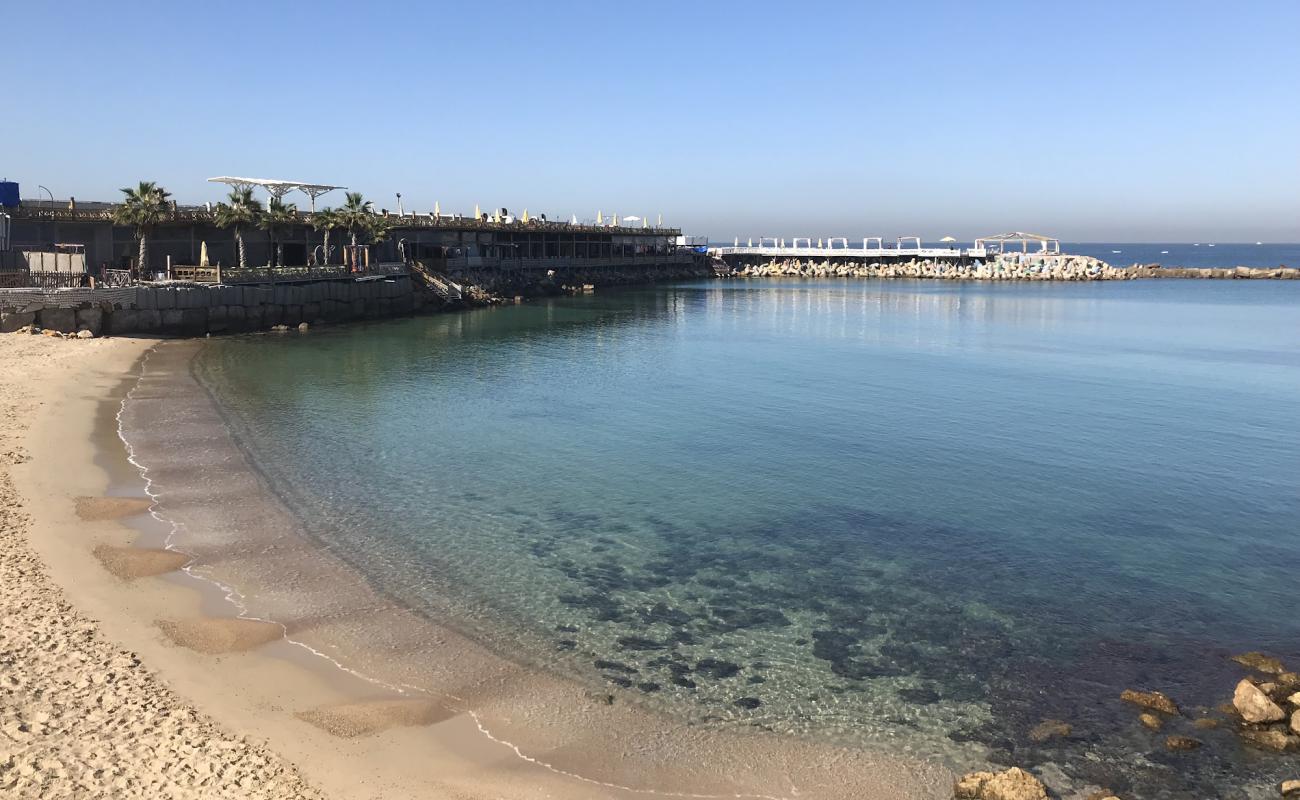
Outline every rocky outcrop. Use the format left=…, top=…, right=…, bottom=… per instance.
left=1240, top=728, right=1298, bottom=752
left=954, top=767, right=1049, bottom=800
left=1121, top=689, right=1180, bottom=716
left=1233, top=652, right=1287, bottom=674
left=734, top=254, right=1129, bottom=282
left=1028, top=719, right=1071, bottom=742
left=1236, top=679, right=1287, bottom=723
left=1281, top=778, right=1300, bottom=797
left=1139, top=712, right=1163, bottom=731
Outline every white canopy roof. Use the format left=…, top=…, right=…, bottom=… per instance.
left=208, top=177, right=345, bottom=209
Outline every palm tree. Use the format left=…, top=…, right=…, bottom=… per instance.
left=310, top=208, right=341, bottom=265
left=258, top=197, right=298, bottom=267
left=366, top=215, right=393, bottom=245
left=113, top=181, right=171, bottom=275
left=338, top=191, right=374, bottom=248
left=212, top=188, right=258, bottom=268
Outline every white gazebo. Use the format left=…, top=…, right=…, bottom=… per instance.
left=974, top=232, right=1061, bottom=255
left=207, top=177, right=345, bottom=211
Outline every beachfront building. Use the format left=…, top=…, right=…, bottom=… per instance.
left=1, top=188, right=687, bottom=282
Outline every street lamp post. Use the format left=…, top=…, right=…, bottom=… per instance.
left=37, top=185, right=53, bottom=209
left=396, top=192, right=403, bottom=217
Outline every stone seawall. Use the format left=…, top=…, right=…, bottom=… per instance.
left=731, top=258, right=1299, bottom=282
left=0, top=278, right=422, bottom=337
left=734, top=255, right=1130, bottom=281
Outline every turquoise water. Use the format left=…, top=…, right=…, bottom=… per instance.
left=191, top=279, right=1300, bottom=798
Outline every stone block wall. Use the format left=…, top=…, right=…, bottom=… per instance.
left=0, top=278, right=421, bottom=337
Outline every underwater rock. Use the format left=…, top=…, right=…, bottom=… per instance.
left=953, top=766, right=1048, bottom=800
left=1280, top=778, right=1300, bottom=797
left=1232, top=652, right=1286, bottom=675
left=1235, top=679, right=1286, bottom=723
left=733, top=697, right=762, bottom=710
left=1240, top=728, right=1297, bottom=752
left=1139, top=713, right=1163, bottom=731
left=1193, top=717, right=1221, bottom=730
left=593, top=659, right=638, bottom=674
left=616, top=635, right=667, bottom=651
left=1121, top=689, right=1180, bottom=716
left=695, top=658, right=742, bottom=679
left=1028, top=719, right=1072, bottom=743
left=1165, top=735, right=1202, bottom=751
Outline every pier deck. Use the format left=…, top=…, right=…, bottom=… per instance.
left=712, top=245, right=986, bottom=260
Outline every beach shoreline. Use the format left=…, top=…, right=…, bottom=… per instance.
left=2, top=332, right=956, bottom=799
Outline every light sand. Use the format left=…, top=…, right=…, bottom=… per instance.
left=0, top=334, right=323, bottom=799
left=4, top=331, right=958, bottom=800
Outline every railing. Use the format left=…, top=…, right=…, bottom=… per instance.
left=4, top=205, right=681, bottom=237
left=168, top=262, right=408, bottom=285
left=443, top=254, right=691, bottom=271
left=100, top=268, right=133, bottom=287
left=712, top=246, right=987, bottom=259
left=0, top=271, right=89, bottom=289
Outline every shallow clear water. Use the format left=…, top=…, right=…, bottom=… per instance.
left=190, top=279, right=1300, bottom=797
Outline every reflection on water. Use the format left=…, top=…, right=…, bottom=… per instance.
left=191, top=279, right=1300, bottom=799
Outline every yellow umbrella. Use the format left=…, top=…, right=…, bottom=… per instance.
left=522, top=208, right=530, bottom=223
left=434, top=201, right=441, bottom=217
left=474, top=204, right=481, bottom=220
left=596, top=210, right=603, bottom=225
left=199, top=241, right=209, bottom=267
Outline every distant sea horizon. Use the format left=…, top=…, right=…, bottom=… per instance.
left=709, top=241, right=1300, bottom=269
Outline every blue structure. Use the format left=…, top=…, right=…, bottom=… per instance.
left=0, top=181, right=19, bottom=209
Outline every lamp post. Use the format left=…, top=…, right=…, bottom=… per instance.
left=395, top=192, right=403, bottom=217
left=37, top=185, right=53, bottom=209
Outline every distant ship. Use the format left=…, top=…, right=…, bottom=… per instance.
left=1256, top=241, right=1263, bottom=245
left=1208, top=243, right=1215, bottom=247
left=1161, top=250, right=1169, bottom=254
left=1112, top=250, right=1122, bottom=254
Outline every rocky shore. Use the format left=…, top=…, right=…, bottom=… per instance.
left=729, top=256, right=1299, bottom=282
left=732, top=254, right=1130, bottom=281
left=953, top=651, right=1300, bottom=799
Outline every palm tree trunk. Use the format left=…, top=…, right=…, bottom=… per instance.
left=323, top=229, right=331, bottom=265
left=236, top=228, right=246, bottom=269
left=138, top=232, right=148, bottom=277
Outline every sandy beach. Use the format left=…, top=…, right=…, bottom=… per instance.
left=0, top=334, right=322, bottom=798
left=1, top=332, right=954, bottom=800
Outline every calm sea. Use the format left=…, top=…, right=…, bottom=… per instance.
left=712, top=241, right=1300, bottom=268
left=189, top=279, right=1300, bottom=798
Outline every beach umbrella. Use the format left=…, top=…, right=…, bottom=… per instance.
left=940, top=236, right=957, bottom=243
left=569, top=214, right=578, bottom=225
left=199, top=241, right=209, bottom=267
left=474, top=204, right=481, bottom=220
left=597, top=210, right=603, bottom=225
left=522, top=208, right=530, bottom=223
left=434, top=201, right=441, bottom=217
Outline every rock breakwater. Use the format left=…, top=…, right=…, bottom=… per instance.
left=735, top=254, right=1129, bottom=281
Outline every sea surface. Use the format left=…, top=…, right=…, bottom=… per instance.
left=186, top=279, right=1300, bottom=798
left=712, top=241, right=1300, bottom=268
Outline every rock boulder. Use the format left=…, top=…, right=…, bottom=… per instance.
left=1236, top=679, right=1287, bottom=723
left=954, top=767, right=1048, bottom=800
left=1121, top=689, right=1180, bottom=715
left=1232, top=652, right=1287, bottom=674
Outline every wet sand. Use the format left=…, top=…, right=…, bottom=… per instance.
left=6, top=333, right=956, bottom=799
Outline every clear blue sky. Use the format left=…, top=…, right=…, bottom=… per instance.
left=7, top=0, right=1299, bottom=241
